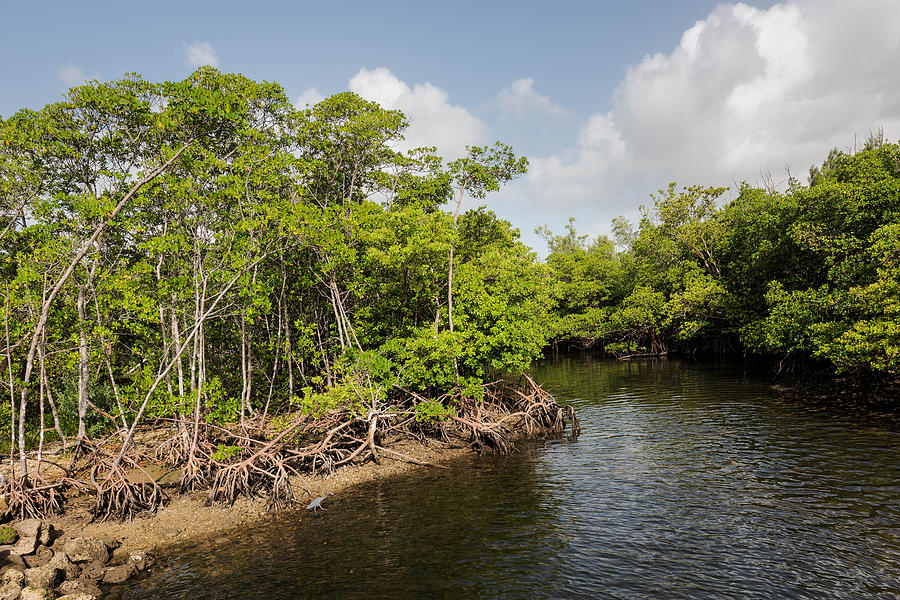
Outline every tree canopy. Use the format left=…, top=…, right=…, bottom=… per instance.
left=1, top=69, right=897, bottom=503
left=541, top=137, right=900, bottom=378
left=0, top=70, right=540, bottom=480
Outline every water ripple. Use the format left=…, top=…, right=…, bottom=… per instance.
left=108, top=357, right=900, bottom=599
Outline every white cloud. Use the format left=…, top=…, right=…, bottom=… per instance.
left=528, top=0, right=900, bottom=213
left=348, top=67, right=486, bottom=159
left=526, top=111, right=629, bottom=209
left=497, top=78, right=567, bottom=118
left=58, top=64, right=90, bottom=87
left=295, top=87, right=324, bottom=107
left=184, top=41, right=220, bottom=68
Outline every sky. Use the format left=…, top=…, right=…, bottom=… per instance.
left=2, top=0, right=900, bottom=254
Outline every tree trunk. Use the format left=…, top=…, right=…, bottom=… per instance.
left=171, top=299, right=185, bottom=398
left=77, top=256, right=100, bottom=439
left=76, top=285, right=89, bottom=440
left=447, top=185, right=466, bottom=333
left=284, top=298, right=293, bottom=400
left=4, top=288, right=15, bottom=472
left=15, top=141, right=193, bottom=472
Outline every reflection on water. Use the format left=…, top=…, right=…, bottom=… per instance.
left=108, top=357, right=900, bottom=599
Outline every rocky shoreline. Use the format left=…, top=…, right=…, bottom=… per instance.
left=0, top=517, right=152, bottom=599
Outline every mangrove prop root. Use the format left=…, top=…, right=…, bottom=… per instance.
left=1, top=474, right=69, bottom=520
left=92, top=472, right=164, bottom=522
left=442, top=375, right=580, bottom=454
left=4, top=377, right=577, bottom=520
left=179, top=450, right=210, bottom=493
left=91, top=454, right=166, bottom=521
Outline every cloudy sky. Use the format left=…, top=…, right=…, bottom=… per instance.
left=2, top=0, right=899, bottom=253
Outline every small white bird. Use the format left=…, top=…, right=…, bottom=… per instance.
left=306, top=492, right=332, bottom=511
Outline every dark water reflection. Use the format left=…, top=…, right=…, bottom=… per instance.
left=108, top=357, right=900, bottom=599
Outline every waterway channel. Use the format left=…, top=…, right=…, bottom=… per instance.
left=107, top=356, right=900, bottom=599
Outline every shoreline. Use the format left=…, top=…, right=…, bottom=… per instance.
left=44, top=438, right=471, bottom=559
left=0, top=376, right=579, bottom=597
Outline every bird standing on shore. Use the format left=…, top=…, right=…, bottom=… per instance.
left=306, top=492, right=332, bottom=511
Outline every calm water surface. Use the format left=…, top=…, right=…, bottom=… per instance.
left=108, top=357, right=900, bottom=599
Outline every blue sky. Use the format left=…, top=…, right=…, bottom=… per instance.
left=2, top=0, right=899, bottom=254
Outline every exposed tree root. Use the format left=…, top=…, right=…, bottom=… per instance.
left=91, top=463, right=165, bottom=522
left=2, top=376, right=578, bottom=521
left=179, top=450, right=210, bottom=493
left=1, top=474, right=71, bottom=520
left=87, top=443, right=167, bottom=521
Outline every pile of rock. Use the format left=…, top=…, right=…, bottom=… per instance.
left=0, top=520, right=153, bottom=600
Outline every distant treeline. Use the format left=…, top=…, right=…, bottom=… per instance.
left=541, top=134, right=899, bottom=378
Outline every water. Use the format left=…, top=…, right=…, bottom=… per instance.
left=108, top=357, right=900, bottom=599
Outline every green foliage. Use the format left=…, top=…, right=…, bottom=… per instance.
left=291, top=374, right=378, bottom=419
left=204, top=377, right=238, bottom=425
left=414, top=398, right=456, bottom=423
left=8, top=65, right=894, bottom=451
left=739, top=142, right=900, bottom=373
left=293, top=385, right=352, bottom=417
left=455, top=239, right=551, bottom=375
left=380, top=329, right=461, bottom=393
left=211, top=444, right=242, bottom=462
left=448, top=143, right=529, bottom=201
left=543, top=139, right=900, bottom=379
left=538, top=219, right=627, bottom=323
left=53, top=379, right=116, bottom=439
left=269, top=413, right=298, bottom=436
left=663, top=265, right=729, bottom=341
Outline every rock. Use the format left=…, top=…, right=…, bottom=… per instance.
left=110, top=547, right=130, bottom=565
left=47, top=552, right=79, bottom=581
left=0, top=583, right=21, bottom=600
left=36, top=526, right=50, bottom=549
left=78, top=561, right=104, bottom=581
left=18, top=588, right=53, bottom=600
left=0, top=495, right=9, bottom=517
left=8, top=539, right=35, bottom=559
left=6, top=537, right=38, bottom=556
left=0, top=550, right=26, bottom=574
left=10, top=524, right=37, bottom=543
left=62, top=539, right=108, bottom=565
left=56, top=578, right=101, bottom=598
left=0, top=529, right=17, bottom=546
left=101, top=563, right=134, bottom=584
left=1, top=569, right=22, bottom=587
left=10, top=522, right=39, bottom=557
left=93, top=534, right=119, bottom=551
left=0, top=573, right=22, bottom=600
left=128, top=550, right=154, bottom=571
left=22, top=565, right=60, bottom=590
left=22, top=547, right=52, bottom=569
left=57, top=594, right=98, bottom=600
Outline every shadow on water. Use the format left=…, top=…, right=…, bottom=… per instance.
left=108, top=451, right=563, bottom=600
left=108, top=356, right=900, bottom=599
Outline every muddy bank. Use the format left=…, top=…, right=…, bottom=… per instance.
left=0, top=438, right=471, bottom=598
left=0, top=375, right=579, bottom=599
left=47, top=439, right=469, bottom=558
